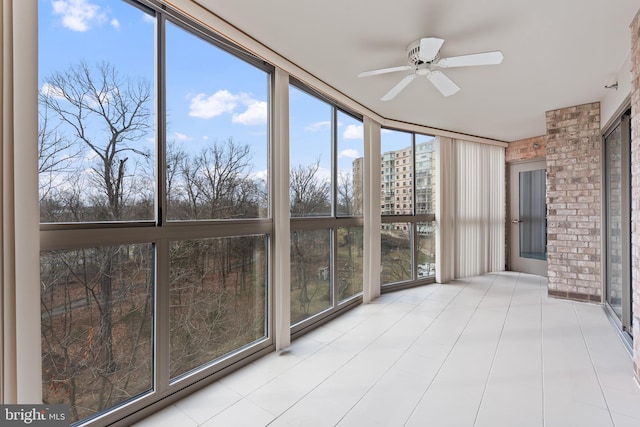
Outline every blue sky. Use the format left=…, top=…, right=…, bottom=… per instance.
left=38, top=0, right=366, bottom=185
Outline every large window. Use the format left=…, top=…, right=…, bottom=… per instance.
left=380, top=129, right=436, bottom=288
left=38, top=1, right=271, bottom=424
left=165, top=20, right=269, bottom=220
left=289, top=83, right=364, bottom=329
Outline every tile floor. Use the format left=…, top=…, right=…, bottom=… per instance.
left=134, top=272, right=640, bottom=427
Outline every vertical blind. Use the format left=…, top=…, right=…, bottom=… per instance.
left=436, top=137, right=505, bottom=282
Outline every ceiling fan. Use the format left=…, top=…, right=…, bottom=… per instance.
left=358, top=37, right=503, bottom=100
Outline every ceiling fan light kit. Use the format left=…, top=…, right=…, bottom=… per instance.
left=358, top=37, right=504, bottom=100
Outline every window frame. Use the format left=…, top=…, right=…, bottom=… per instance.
left=288, top=80, right=364, bottom=336
left=380, top=128, right=436, bottom=290
left=38, top=2, right=275, bottom=425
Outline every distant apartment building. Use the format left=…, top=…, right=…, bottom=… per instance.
left=351, top=140, right=435, bottom=229
left=379, top=140, right=435, bottom=217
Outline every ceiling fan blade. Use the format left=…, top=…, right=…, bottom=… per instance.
left=436, top=51, right=503, bottom=68
left=426, top=70, right=460, bottom=97
left=358, top=65, right=412, bottom=78
left=418, top=37, right=444, bottom=63
left=381, top=74, right=416, bottom=101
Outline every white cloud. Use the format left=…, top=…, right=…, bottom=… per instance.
left=339, top=149, right=360, bottom=159
left=189, top=90, right=238, bottom=119
left=316, top=166, right=332, bottom=182
left=52, top=0, right=106, bottom=32
left=173, top=132, right=192, bottom=142
left=189, top=90, right=267, bottom=126
left=305, top=121, right=331, bottom=132
left=251, top=169, right=268, bottom=181
left=40, top=82, right=65, bottom=99
left=232, top=100, right=267, bottom=125
left=343, top=124, right=363, bottom=140
left=110, top=18, right=120, bottom=30
left=142, top=13, right=155, bottom=24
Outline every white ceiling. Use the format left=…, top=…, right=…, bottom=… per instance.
left=192, top=0, right=638, bottom=142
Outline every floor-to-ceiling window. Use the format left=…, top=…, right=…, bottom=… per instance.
left=38, top=1, right=272, bottom=424
left=380, top=128, right=436, bottom=289
left=604, top=108, right=632, bottom=341
left=289, top=82, right=364, bottom=332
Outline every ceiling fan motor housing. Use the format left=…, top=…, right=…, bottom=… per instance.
left=407, top=39, right=439, bottom=66
left=407, top=40, right=422, bottom=65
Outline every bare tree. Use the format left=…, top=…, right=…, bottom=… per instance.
left=290, top=160, right=330, bottom=216
left=166, top=141, right=188, bottom=215
left=167, top=138, right=258, bottom=220
left=380, top=227, right=413, bottom=283
left=289, top=162, right=332, bottom=319
left=194, top=139, right=253, bottom=218
left=337, top=170, right=354, bottom=215
left=40, top=60, right=152, bottom=221
left=39, top=61, right=152, bottom=380
left=38, top=100, right=85, bottom=224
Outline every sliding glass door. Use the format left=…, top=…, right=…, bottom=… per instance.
left=604, top=109, right=632, bottom=338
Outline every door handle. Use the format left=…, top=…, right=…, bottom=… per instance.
left=511, top=219, right=522, bottom=224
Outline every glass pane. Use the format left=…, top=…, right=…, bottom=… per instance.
left=170, top=236, right=267, bottom=379
left=291, top=229, right=332, bottom=324
left=41, top=245, right=154, bottom=423
left=289, top=86, right=332, bottom=217
left=605, top=123, right=623, bottom=319
left=337, top=226, right=364, bottom=303
left=417, top=221, right=436, bottom=278
left=519, top=170, right=547, bottom=260
left=38, top=1, right=155, bottom=222
left=165, top=22, right=269, bottom=220
left=337, top=111, right=364, bottom=216
left=381, top=130, right=413, bottom=215
left=381, top=222, right=412, bottom=284
left=415, top=135, right=435, bottom=214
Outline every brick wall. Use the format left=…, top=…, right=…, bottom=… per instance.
left=505, top=135, right=547, bottom=162
left=630, top=10, right=640, bottom=384
left=545, top=102, right=602, bottom=303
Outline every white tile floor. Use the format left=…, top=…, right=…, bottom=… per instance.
left=134, top=272, right=640, bottom=427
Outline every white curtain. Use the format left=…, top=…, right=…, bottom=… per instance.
left=436, top=137, right=505, bottom=282
left=2, top=0, right=40, bottom=403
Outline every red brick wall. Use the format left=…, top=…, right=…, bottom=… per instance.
left=545, top=102, right=602, bottom=303
left=630, top=10, right=640, bottom=384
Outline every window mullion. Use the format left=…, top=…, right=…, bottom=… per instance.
left=157, top=9, right=167, bottom=227
left=332, top=106, right=338, bottom=217
left=154, top=9, right=170, bottom=394
left=154, top=238, right=170, bottom=392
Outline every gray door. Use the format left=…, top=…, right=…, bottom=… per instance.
left=509, top=160, right=547, bottom=276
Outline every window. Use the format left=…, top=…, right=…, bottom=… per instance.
left=165, top=20, right=269, bottom=220
left=380, top=129, right=436, bottom=287
left=39, top=1, right=271, bottom=423
left=289, top=83, right=363, bottom=329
